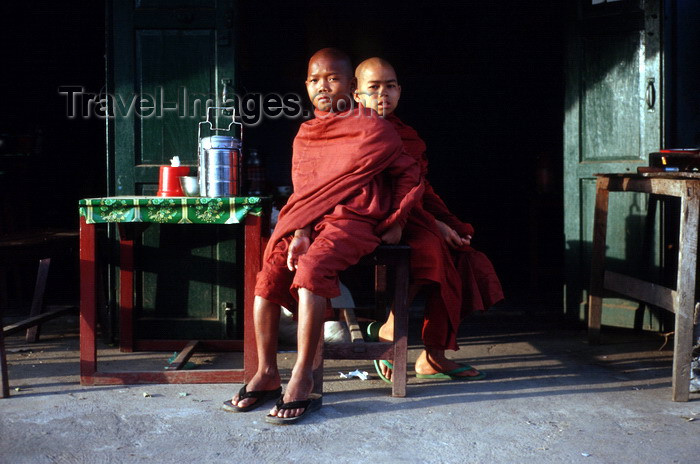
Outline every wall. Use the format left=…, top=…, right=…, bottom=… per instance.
left=665, top=1, right=700, bottom=148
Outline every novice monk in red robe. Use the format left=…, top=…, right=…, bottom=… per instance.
left=224, top=49, right=423, bottom=424
left=354, top=57, right=504, bottom=382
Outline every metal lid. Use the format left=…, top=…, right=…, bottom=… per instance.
left=201, top=135, right=241, bottom=150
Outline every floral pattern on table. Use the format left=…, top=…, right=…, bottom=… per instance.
left=79, top=196, right=265, bottom=224
left=189, top=198, right=229, bottom=223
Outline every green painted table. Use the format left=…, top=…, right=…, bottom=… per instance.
left=78, top=196, right=267, bottom=385
left=79, top=196, right=263, bottom=225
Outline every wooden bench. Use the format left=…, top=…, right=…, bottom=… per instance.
left=1, top=257, right=78, bottom=398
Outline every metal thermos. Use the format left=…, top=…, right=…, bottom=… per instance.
left=197, top=106, right=243, bottom=197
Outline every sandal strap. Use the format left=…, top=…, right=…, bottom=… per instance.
left=274, top=397, right=312, bottom=411
left=445, top=365, right=476, bottom=375
left=238, top=384, right=281, bottom=400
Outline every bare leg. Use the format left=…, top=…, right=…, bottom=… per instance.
left=269, top=287, right=325, bottom=419
left=232, top=295, right=282, bottom=408
left=376, top=284, right=421, bottom=381
left=378, top=285, right=480, bottom=379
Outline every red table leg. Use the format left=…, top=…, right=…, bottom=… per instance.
left=244, top=214, right=262, bottom=383
left=118, top=224, right=134, bottom=353
left=79, top=216, right=97, bottom=385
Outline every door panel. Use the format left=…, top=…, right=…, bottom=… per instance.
left=581, top=33, right=644, bottom=162
left=108, top=0, right=239, bottom=340
left=564, top=0, right=665, bottom=329
left=136, top=29, right=215, bottom=167
left=136, top=224, right=240, bottom=340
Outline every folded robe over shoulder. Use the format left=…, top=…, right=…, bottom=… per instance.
left=264, top=106, right=424, bottom=264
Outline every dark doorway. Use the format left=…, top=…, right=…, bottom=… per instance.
left=238, top=1, right=566, bottom=309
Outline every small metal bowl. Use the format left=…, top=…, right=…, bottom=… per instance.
left=179, top=176, right=200, bottom=197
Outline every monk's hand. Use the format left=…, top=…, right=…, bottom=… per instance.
left=381, top=223, right=402, bottom=245
left=435, top=220, right=469, bottom=248
left=287, top=229, right=311, bottom=271
left=463, top=234, right=472, bottom=246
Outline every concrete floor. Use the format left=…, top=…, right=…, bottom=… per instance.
left=1, top=309, right=699, bottom=464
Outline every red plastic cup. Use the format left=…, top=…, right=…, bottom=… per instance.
left=156, top=166, right=190, bottom=197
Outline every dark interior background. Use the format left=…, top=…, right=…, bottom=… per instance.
left=0, top=1, right=566, bottom=310
left=236, top=1, right=565, bottom=308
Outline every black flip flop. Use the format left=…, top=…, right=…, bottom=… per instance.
left=264, top=393, right=323, bottom=425
left=222, top=384, right=282, bottom=413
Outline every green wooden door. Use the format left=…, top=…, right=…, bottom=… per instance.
left=107, top=0, right=240, bottom=340
left=564, top=0, right=666, bottom=329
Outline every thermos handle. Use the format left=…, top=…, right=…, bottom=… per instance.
left=199, top=106, right=243, bottom=139
left=197, top=91, right=244, bottom=197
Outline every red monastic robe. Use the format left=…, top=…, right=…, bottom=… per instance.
left=255, top=106, right=424, bottom=309
left=387, top=114, right=504, bottom=349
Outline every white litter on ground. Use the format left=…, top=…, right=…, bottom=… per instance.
left=338, top=370, right=369, bottom=381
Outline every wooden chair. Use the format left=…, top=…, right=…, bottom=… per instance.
left=313, top=245, right=411, bottom=397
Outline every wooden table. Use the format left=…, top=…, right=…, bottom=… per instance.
left=588, top=173, right=700, bottom=401
left=78, top=196, right=267, bottom=385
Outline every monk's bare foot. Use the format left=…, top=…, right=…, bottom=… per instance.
left=377, top=322, right=394, bottom=381
left=415, top=349, right=483, bottom=378
left=231, top=370, right=281, bottom=409
left=268, top=369, right=314, bottom=419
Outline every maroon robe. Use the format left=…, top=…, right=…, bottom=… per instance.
left=387, top=114, right=504, bottom=349
left=255, top=106, right=424, bottom=310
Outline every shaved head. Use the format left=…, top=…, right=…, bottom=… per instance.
left=353, top=57, right=401, bottom=116
left=305, top=48, right=356, bottom=112
left=308, top=47, right=353, bottom=78
left=355, top=57, right=396, bottom=82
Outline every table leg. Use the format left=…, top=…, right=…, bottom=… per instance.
left=118, top=224, right=135, bottom=353
left=79, top=216, right=97, bottom=385
left=671, top=186, right=699, bottom=402
left=244, top=214, right=262, bottom=383
left=588, top=176, right=610, bottom=344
